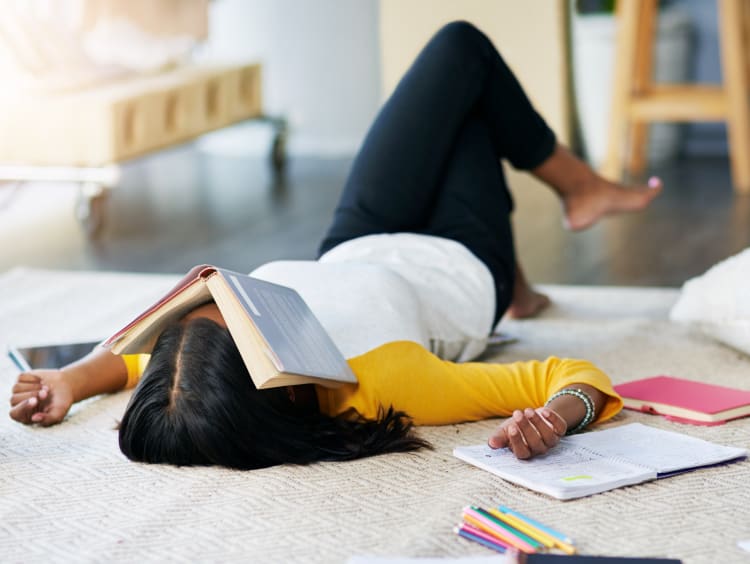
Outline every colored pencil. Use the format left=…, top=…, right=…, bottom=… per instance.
left=456, top=527, right=504, bottom=553
left=489, top=508, right=576, bottom=555
left=498, top=505, right=573, bottom=543
left=498, top=505, right=576, bottom=549
left=462, top=507, right=537, bottom=553
left=462, top=512, right=522, bottom=551
left=473, top=506, right=544, bottom=550
left=485, top=508, right=556, bottom=549
left=455, top=523, right=509, bottom=553
left=464, top=507, right=535, bottom=552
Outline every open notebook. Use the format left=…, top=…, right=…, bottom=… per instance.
left=453, top=423, right=747, bottom=500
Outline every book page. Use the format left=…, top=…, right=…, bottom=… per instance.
left=454, top=423, right=747, bottom=499
left=565, top=423, right=748, bottom=475
left=108, top=281, right=213, bottom=353
left=218, top=270, right=356, bottom=383
left=104, top=265, right=216, bottom=354
left=453, top=443, right=654, bottom=500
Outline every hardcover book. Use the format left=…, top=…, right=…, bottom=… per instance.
left=614, top=375, right=750, bottom=425
left=104, top=264, right=357, bottom=390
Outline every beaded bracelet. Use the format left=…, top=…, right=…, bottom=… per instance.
left=544, top=388, right=595, bottom=435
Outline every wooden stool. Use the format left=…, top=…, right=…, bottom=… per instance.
left=602, top=0, right=750, bottom=193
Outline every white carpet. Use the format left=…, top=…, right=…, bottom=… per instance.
left=0, top=267, right=748, bottom=563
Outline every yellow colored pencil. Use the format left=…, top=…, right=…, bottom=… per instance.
left=488, top=508, right=576, bottom=555
left=486, top=508, right=556, bottom=549
left=462, top=512, right=536, bottom=553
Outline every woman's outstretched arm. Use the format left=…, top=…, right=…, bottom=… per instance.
left=486, top=382, right=608, bottom=459
left=9, top=347, right=131, bottom=426
left=319, top=341, right=622, bottom=459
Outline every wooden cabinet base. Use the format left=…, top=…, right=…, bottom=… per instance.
left=0, top=63, right=262, bottom=166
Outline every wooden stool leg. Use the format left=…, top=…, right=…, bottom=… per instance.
left=627, top=0, right=658, bottom=175
left=602, top=0, right=642, bottom=180
left=719, top=0, right=750, bottom=193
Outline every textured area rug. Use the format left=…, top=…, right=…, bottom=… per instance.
left=1, top=267, right=749, bottom=563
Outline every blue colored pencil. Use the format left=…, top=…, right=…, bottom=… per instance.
left=497, top=505, right=574, bottom=545
left=473, top=506, right=544, bottom=550
left=455, top=525, right=507, bottom=553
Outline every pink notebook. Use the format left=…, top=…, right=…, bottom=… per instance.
left=614, top=375, right=750, bottom=426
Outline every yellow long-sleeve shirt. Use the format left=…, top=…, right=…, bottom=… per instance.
left=123, top=340, right=622, bottom=425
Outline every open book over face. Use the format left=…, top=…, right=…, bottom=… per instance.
left=104, top=265, right=357, bottom=390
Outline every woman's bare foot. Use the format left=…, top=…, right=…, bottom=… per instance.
left=506, top=264, right=550, bottom=319
left=561, top=175, right=662, bottom=231
left=533, top=144, right=662, bottom=231
left=507, top=284, right=550, bottom=319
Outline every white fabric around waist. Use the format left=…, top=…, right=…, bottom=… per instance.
left=250, top=260, right=430, bottom=359
left=252, top=233, right=495, bottom=362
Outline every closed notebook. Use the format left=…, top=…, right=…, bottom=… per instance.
left=524, top=555, right=682, bottom=563
left=614, top=375, right=750, bottom=425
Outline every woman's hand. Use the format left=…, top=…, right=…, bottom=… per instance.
left=9, top=371, right=75, bottom=426
left=9, top=348, right=131, bottom=427
left=488, top=407, right=567, bottom=460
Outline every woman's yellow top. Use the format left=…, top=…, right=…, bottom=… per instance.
left=122, top=340, right=622, bottom=426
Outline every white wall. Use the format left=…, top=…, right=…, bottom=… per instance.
left=196, top=0, right=381, bottom=157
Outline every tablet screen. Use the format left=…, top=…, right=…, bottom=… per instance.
left=7, top=342, right=100, bottom=371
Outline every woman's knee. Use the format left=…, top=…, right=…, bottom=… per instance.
left=431, top=20, right=491, bottom=56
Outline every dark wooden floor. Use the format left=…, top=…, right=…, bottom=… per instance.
left=1, top=142, right=749, bottom=288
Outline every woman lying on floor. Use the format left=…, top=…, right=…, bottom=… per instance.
left=9, top=21, right=661, bottom=469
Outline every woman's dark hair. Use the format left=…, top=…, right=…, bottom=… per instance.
left=118, top=318, right=430, bottom=469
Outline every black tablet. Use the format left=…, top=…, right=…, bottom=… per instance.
left=7, top=341, right=101, bottom=371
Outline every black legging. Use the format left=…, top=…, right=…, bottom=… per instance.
left=319, top=21, right=556, bottom=325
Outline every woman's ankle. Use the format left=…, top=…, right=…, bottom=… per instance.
left=531, top=144, right=598, bottom=199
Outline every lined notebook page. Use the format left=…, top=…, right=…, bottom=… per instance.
left=453, top=441, right=653, bottom=500
left=565, top=423, right=747, bottom=474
